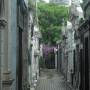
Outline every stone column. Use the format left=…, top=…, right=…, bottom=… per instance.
left=0, top=18, right=7, bottom=90
left=0, top=0, right=13, bottom=90
left=0, top=18, right=13, bottom=90
left=54, top=48, right=57, bottom=70
left=0, top=2, right=5, bottom=90
left=55, top=53, right=57, bottom=70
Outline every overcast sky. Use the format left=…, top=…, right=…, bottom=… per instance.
left=43, top=0, right=83, bottom=3
left=43, top=0, right=49, bottom=3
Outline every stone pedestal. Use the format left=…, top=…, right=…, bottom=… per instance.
left=2, top=72, right=13, bottom=90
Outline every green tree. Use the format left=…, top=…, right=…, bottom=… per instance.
left=37, top=3, right=69, bottom=44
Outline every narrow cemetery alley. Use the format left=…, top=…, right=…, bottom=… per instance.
left=0, top=0, right=90, bottom=90
left=35, top=69, right=74, bottom=90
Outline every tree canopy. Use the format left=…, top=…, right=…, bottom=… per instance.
left=37, top=3, right=69, bottom=45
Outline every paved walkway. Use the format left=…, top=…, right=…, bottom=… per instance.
left=35, top=69, right=73, bottom=90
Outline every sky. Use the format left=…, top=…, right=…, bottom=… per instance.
left=43, top=0, right=83, bottom=3
left=24, top=0, right=28, bottom=6
left=79, top=0, right=83, bottom=3
left=43, top=0, right=71, bottom=5
left=43, top=0, right=49, bottom=3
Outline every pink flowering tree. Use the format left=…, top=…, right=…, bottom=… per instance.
left=42, top=44, right=57, bottom=68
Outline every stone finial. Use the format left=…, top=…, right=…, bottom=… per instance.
left=2, top=71, right=14, bottom=90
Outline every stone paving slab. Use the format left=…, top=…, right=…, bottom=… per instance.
left=35, top=69, right=73, bottom=90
